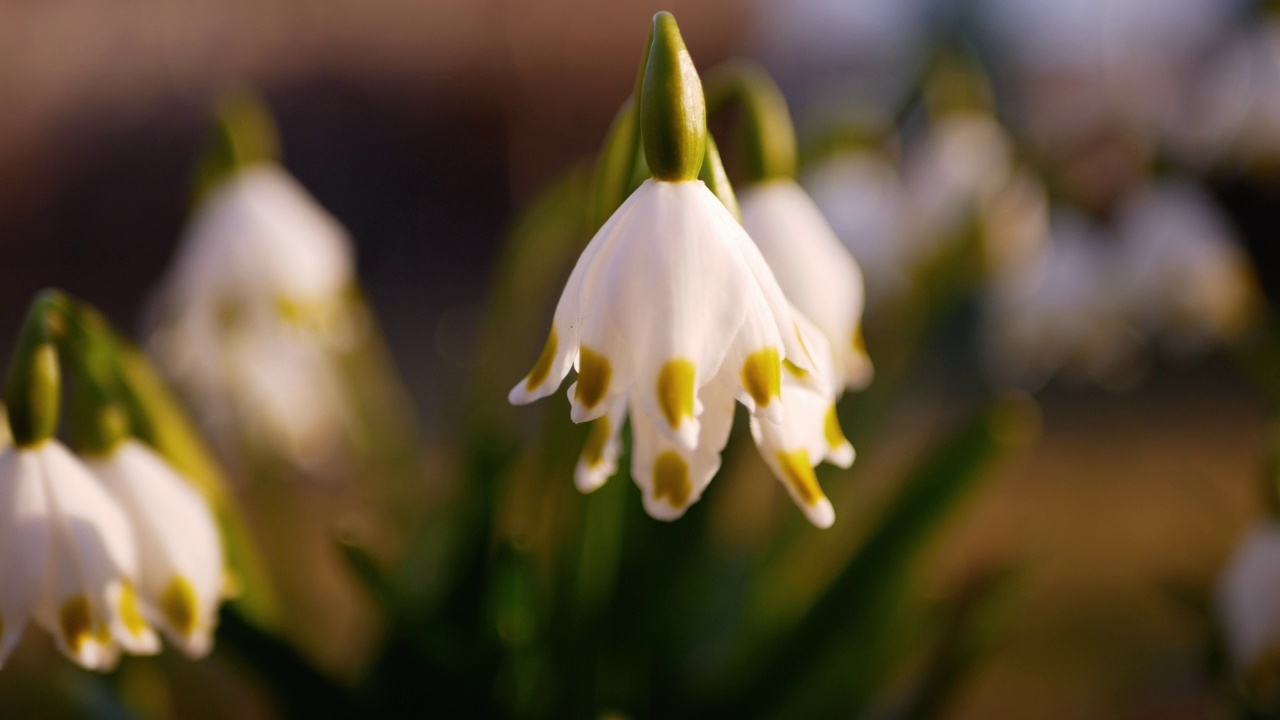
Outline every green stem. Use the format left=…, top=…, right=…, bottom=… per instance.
left=704, top=61, right=797, bottom=183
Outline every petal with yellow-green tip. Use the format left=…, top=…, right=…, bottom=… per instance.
left=87, top=440, right=224, bottom=658
left=575, top=395, right=629, bottom=493
left=0, top=447, right=50, bottom=667
left=34, top=440, right=151, bottom=669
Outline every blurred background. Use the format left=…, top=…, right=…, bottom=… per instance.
left=2, top=0, right=1279, bottom=717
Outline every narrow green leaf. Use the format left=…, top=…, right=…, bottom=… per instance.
left=720, top=398, right=1035, bottom=717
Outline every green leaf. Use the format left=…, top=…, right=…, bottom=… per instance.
left=719, top=398, right=1036, bottom=718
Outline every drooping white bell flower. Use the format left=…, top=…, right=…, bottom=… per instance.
left=740, top=179, right=874, bottom=391
left=513, top=12, right=845, bottom=527
left=1114, top=179, right=1256, bottom=354
left=803, top=149, right=909, bottom=307
left=901, top=112, right=1014, bottom=263
left=983, top=209, right=1143, bottom=390
left=511, top=177, right=838, bottom=525
left=86, top=440, right=224, bottom=658
left=1159, top=19, right=1280, bottom=168
left=1218, top=519, right=1280, bottom=673
left=0, top=440, right=158, bottom=670
left=146, top=163, right=361, bottom=477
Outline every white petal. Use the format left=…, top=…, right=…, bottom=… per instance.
left=509, top=182, right=645, bottom=406
left=0, top=449, right=50, bottom=666
left=739, top=180, right=871, bottom=391
left=803, top=151, right=910, bottom=307
left=732, top=208, right=819, bottom=378
left=35, top=442, right=156, bottom=669
left=750, top=395, right=838, bottom=529
left=1219, top=521, right=1280, bottom=671
left=574, top=181, right=758, bottom=443
left=630, top=380, right=736, bottom=521
left=88, top=441, right=224, bottom=658
left=157, top=164, right=354, bottom=311
left=574, top=395, right=629, bottom=493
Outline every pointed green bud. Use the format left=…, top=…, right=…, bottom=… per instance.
left=699, top=134, right=739, bottom=220
left=640, top=12, right=706, bottom=182
left=192, top=90, right=281, bottom=204
left=61, top=299, right=132, bottom=455
left=923, top=45, right=994, bottom=118
left=5, top=290, right=68, bottom=447
left=704, top=61, right=797, bottom=183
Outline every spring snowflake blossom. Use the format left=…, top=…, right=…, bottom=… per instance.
left=510, top=178, right=837, bottom=526
left=511, top=13, right=842, bottom=527
left=146, top=163, right=361, bottom=476
left=87, top=440, right=224, bottom=657
left=0, top=439, right=159, bottom=670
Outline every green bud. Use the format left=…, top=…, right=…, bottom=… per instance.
left=704, top=61, right=797, bottom=183
left=5, top=291, right=67, bottom=447
left=61, top=299, right=133, bottom=455
left=192, top=90, right=281, bottom=204
left=640, top=12, right=707, bottom=182
left=923, top=46, right=994, bottom=118
left=699, top=134, right=739, bottom=220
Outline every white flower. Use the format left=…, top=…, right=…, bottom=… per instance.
left=510, top=178, right=840, bottom=527
left=0, top=440, right=158, bottom=671
left=146, top=163, right=361, bottom=476
left=86, top=441, right=224, bottom=658
left=983, top=209, right=1142, bottom=389
left=803, top=149, right=908, bottom=307
left=1115, top=179, right=1256, bottom=354
left=901, top=112, right=1014, bottom=264
left=1160, top=20, right=1280, bottom=167
left=1218, top=520, right=1280, bottom=672
left=739, top=179, right=873, bottom=391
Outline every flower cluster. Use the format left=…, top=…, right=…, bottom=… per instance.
left=983, top=179, right=1256, bottom=389
left=0, top=293, right=224, bottom=671
left=510, top=14, right=870, bottom=527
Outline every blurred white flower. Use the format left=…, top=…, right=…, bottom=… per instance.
left=510, top=178, right=839, bottom=527
left=979, top=166, right=1052, bottom=282
left=978, top=0, right=1242, bottom=149
left=146, top=163, right=362, bottom=478
left=1219, top=519, right=1280, bottom=673
left=1115, top=179, right=1256, bottom=354
left=984, top=210, right=1142, bottom=389
left=1166, top=19, right=1280, bottom=169
left=87, top=440, right=224, bottom=658
left=740, top=178, right=873, bottom=390
left=751, top=0, right=933, bottom=118
left=0, top=440, right=158, bottom=671
left=901, top=112, right=1014, bottom=266
left=803, top=148, right=908, bottom=307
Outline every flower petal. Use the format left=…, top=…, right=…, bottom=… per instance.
left=630, top=379, right=735, bottom=521
left=514, top=176, right=667, bottom=409
left=88, top=441, right=224, bottom=657
left=750, top=402, right=838, bottom=529
left=35, top=442, right=155, bottom=669
left=0, top=449, right=50, bottom=666
left=739, top=180, right=871, bottom=391
left=574, top=395, right=629, bottom=493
